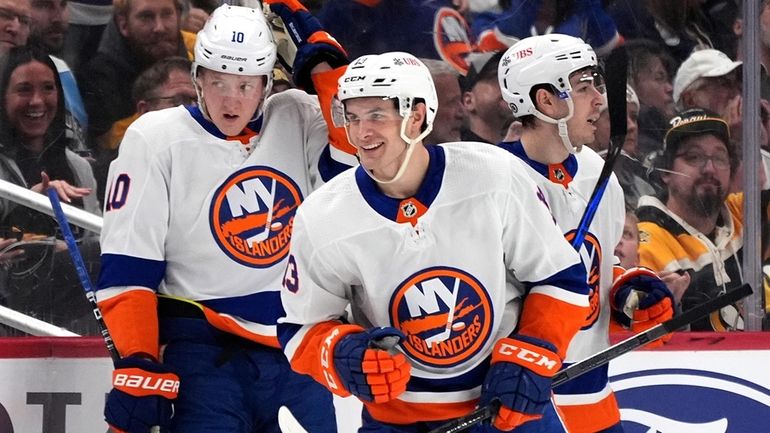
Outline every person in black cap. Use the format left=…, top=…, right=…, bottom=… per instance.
left=636, top=107, right=747, bottom=331
left=459, top=50, right=513, bottom=144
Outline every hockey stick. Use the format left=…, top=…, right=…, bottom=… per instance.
left=426, top=283, right=753, bottom=433
left=47, top=188, right=118, bottom=363
left=571, top=45, right=628, bottom=248
left=47, top=189, right=162, bottom=433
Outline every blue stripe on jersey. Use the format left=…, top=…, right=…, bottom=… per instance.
left=526, top=262, right=590, bottom=296
left=199, top=291, right=285, bottom=325
left=553, top=363, right=609, bottom=395
left=97, top=253, right=166, bottom=291
left=185, top=106, right=263, bottom=139
left=318, top=145, right=353, bottom=182
left=406, top=356, right=491, bottom=393
left=355, top=144, right=445, bottom=221
left=277, top=322, right=302, bottom=350
left=499, top=140, right=578, bottom=179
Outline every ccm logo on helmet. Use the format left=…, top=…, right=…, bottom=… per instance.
left=343, top=76, right=366, bottom=82
left=496, top=342, right=560, bottom=372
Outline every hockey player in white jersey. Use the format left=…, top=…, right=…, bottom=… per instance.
left=496, top=34, right=676, bottom=433
left=278, top=51, right=592, bottom=433
left=96, top=4, right=354, bottom=433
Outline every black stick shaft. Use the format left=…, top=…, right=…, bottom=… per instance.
left=427, top=283, right=753, bottom=433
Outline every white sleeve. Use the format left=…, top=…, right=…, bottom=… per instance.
left=100, top=124, right=170, bottom=262
left=280, top=204, right=350, bottom=325
left=501, top=159, right=584, bottom=288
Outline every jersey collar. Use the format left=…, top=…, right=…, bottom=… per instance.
left=355, top=145, right=445, bottom=225
left=499, top=140, right=578, bottom=188
left=186, top=105, right=262, bottom=143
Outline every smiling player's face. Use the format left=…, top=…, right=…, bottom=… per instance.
left=343, top=97, right=410, bottom=180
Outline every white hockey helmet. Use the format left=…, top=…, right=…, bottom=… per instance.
left=338, top=52, right=438, bottom=184
left=498, top=34, right=599, bottom=152
left=193, top=5, right=277, bottom=95
left=338, top=52, right=438, bottom=144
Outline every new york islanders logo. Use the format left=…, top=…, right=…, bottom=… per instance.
left=210, top=166, right=303, bottom=268
left=432, top=7, right=473, bottom=74
left=565, top=230, right=602, bottom=329
left=390, top=267, right=493, bottom=368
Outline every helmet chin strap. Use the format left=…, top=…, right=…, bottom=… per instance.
left=356, top=114, right=433, bottom=185
left=532, top=97, right=579, bottom=154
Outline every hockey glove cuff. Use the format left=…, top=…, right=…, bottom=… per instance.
left=611, top=267, right=675, bottom=346
left=265, top=0, right=347, bottom=93
left=330, top=326, right=411, bottom=403
left=105, top=356, right=179, bottom=433
left=480, top=335, right=561, bottom=431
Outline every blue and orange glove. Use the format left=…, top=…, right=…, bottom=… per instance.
left=105, top=356, right=179, bottom=433
left=611, top=266, right=675, bottom=347
left=479, top=335, right=561, bottom=431
left=264, top=0, right=347, bottom=93
left=331, top=327, right=411, bottom=403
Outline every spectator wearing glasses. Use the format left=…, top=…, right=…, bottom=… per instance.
left=132, top=56, right=196, bottom=115
left=93, top=55, right=197, bottom=203
left=637, top=108, right=747, bottom=332
left=674, top=48, right=770, bottom=192
left=0, top=0, right=31, bottom=52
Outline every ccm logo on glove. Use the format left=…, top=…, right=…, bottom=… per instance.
left=113, top=368, right=180, bottom=398
left=494, top=339, right=561, bottom=377
left=321, top=327, right=342, bottom=391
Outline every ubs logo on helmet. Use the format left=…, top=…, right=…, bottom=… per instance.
left=611, top=368, right=770, bottom=432
left=210, top=166, right=303, bottom=268
left=390, top=267, right=493, bottom=368
left=565, top=230, right=602, bottom=329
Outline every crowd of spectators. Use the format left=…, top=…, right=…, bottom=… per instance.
left=0, top=0, right=768, bottom=335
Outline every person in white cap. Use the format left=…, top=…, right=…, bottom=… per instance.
left=673, top=48, right=742, bottom=115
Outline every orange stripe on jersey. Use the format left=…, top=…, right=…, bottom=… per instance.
left=288, top=321, right=365, bottom=397
left=353, top=0, right=382, bottom=6
left=98, top=289, right=159, bottom=359
left=157, top=295, right=281, bottom=348
left=364, top=398, right=477, bottom=425
left=558, top=391, right=621, bottom=433
left=200, top=308, right=280, bottom=348
left=312, top=66, right=357, bottom=158
left=517, top=292, right=589, bottom=359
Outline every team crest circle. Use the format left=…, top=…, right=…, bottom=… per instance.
left=390, top=267, right=493, bottom=368
left=210, top=166, right=303, bottom=268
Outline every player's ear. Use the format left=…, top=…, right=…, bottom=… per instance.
left=408, top=103, right=427, bottom=136
left=534, top=88, right=558, bottom=117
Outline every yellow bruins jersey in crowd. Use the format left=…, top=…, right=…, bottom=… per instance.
left=637, top=193, right=744, bottom=331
